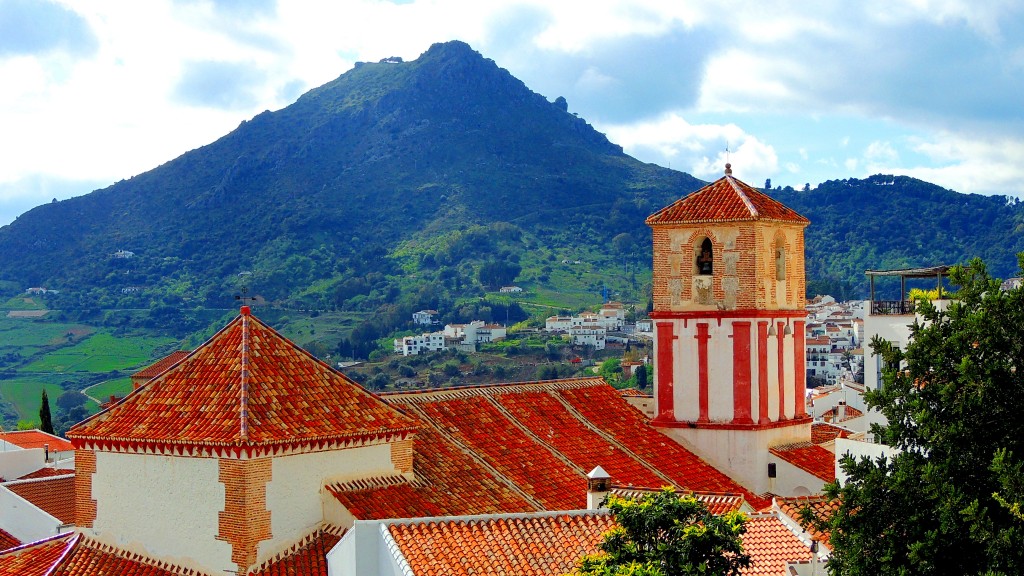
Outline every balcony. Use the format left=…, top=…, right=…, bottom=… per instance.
left=870, top=300, right=915, bottom=316
left=866, top=265, right=951, bottom=316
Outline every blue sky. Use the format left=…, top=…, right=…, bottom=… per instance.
left=1, top=0, right=1022, bottom=226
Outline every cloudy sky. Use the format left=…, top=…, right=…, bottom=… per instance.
left=1, top=0, right=1022, bottom=226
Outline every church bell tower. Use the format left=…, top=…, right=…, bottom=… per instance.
left=646, top=164, right=811, bottom=493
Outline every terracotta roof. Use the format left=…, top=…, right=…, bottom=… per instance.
left=0, top=430, right=74, bottom=453
left=331, top=379, right=769, bottom=520
left=646, top=172, right=809, bottom=226
left=824, top=404, right=863, bottom=423
left=0, top=533, right=197, bottom=576
left=251, top=526, right=344, bottom=576
left=131, top=350, right=190, bottom=381
left=811, top=422, right=849, bottom=444
left=329, top=421, right=537, bottom=519
left=611, top=488, right=747, bottom=515
left=68, top=308, right=417, bottom=456
left=0, top=530, right=18, bottom=552
left=617, top=388, right=649, bottom=397
left=775, top=495, right=838, bottom=549
left=740, top=513, right=815, bottom=575
left=387, top=512, right=613, bottom=576
left=0, top=533, right=77, bottom=576
left=3, top=474, right=76, bottom=524
left=384, top=509, right=815, bottom=576
left=770, top=443, right=836, bottom=482
left=558, top=383, right=772, bottom=509
left=16, top=467, right=72, bottom=481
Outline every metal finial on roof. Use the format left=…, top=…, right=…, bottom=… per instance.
left=725, top=163, right=733, bottom=175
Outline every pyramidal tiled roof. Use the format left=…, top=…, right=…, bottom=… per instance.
left=646, top=166, right=808, bottom=226
left=67, top=307, right=417, bottom=456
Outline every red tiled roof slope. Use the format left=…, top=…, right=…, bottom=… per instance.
left=811, top=422, right=849, bottom=444
left=558, top=384, right=771, bottom=508
left=776, top=495, right=838, bottom=548
left=330, top=423, right=536, bottom=519
left=415, top=395, right=586, bottom=510
left=131, top=350, right=190, bottom=380
left=495, top=391, right=668, bottom=489
left=770, top=443, right=836, bottom=482
left=0, top=533, right=76, bottom=576
left=0, top=430, right=74, bottom=452
left=4, top=475, right=76, bottom=524
left=17, top=467, right=72, bottom=481
left=0, top=530, right=18, bottom=553
left=739, top=514, right=814, bottom=575
left=68, top=309, right=416, bottom=452
left=646, top=174, right=808, bottom=226
left=388, top=513, right=613, bottom=576
left=252, top=528, right=343, bottom=576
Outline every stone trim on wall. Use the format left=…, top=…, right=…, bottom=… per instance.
left=217, top=457, right=272, bottom=572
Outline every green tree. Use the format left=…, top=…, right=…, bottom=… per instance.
left=39, top=390, right=54, bottom=435
left=599, top=358, right=623, bottom=387
left=635, top=364, right=649, bottom=390
left=812, top=257, right=1024, bottom=575
left=576, top=488, right=749, bottom=576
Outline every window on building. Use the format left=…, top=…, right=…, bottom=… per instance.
left=775, top=239, right=786, bottom=281
left=696, top=238, right=713, bottom=275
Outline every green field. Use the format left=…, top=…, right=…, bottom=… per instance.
left=86, top=377, right=135, bottom=404
left=0, top=376, right=100, bottom=426
left=20, top=332, right=176, bottom=373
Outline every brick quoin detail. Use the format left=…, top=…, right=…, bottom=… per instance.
left=74, top=449, right=97, bottom=527
left=218, top=458, right=272, bottom=572
left=391, top=439, right=415, bottom=474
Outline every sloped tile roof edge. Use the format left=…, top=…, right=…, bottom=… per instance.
left=381, top=377, right=607, bottom=404
left=249, top=524, right=347, bottom=574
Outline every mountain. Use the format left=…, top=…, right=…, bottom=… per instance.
left=0, top=41, right=700, bottom=324
left=1, top=40, right=1022, bottom=341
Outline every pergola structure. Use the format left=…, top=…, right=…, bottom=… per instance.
left=865, top=265, right=952, bottom=315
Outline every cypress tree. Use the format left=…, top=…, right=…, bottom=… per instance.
left=39, top=389, right=54, bottom=435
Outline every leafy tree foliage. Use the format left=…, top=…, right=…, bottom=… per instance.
left=813, top=257, right=1024, bottom=575
left=39, top=390, right=54, bottom=435
left=577, top=488, right=749, bottom=576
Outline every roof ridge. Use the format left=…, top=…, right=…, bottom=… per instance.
left=1, top=472, right=75, bottom=487
left=328, top=472, right=420, bottom=492
left=239, top=311, right=251, bottom=441
left=484, top=393, right=586, bottom=476
left=550, top=392, right=679, bottom=489
left=726, top=175, right=760, bottom=218
left=248, top=524, right=346, bottom=574
left=383, top=377, right=604, bottom=404
left=40, top=532, right=79, bottom=576
left=400, top=402, right=546, bottom=510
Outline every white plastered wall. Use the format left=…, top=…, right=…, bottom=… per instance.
left=670, top=317, right=797, bottom=424
left=863, top=314, right=912, bottom=391
left=90, top=451, right=231, bottom=575
left=662, top=423, right=810, bottom=495
left=261, top=443, right=395, bottom=560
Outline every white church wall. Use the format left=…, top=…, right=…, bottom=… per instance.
left=90, top=451, right=231, bottom=575
left=263, top=443, right=396, bottom=559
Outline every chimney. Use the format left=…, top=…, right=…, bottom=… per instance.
left=587, top=466, right=612, bottom=509
left=44, top=443, right=49, bottom=462
left=837, top=400, right=846, bottom=421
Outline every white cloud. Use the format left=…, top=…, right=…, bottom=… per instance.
left=600, top=112, right=778, bottom=182
left=864, top=140, right=900, bottom=164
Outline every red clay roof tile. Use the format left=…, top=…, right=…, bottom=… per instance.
left=811, top=422, right=849, bottom=444
left=251, top=527, right=344, bottom=576
left=387, top=512, right=613, bottom=576
left=4, top=475, right=76, bottom=524
left=770, top=443, right=837, bottom=482
left=68, top=310, right=417, bottom=454
left=0, top=533, right=77, bottom=576
left=0, top=530, right=18, bottom=553
left=775, top=495, right=838, bottom=549
left=739, top=513, right=815, bottom=575
left=0, top=430, right=74, bottom=453
left=131, top=350, right=190, bottom=380
left=646, top=174, right=808, bottom=226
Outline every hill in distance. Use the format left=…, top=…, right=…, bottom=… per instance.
left=0, top=40, right=1022, bottom=340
